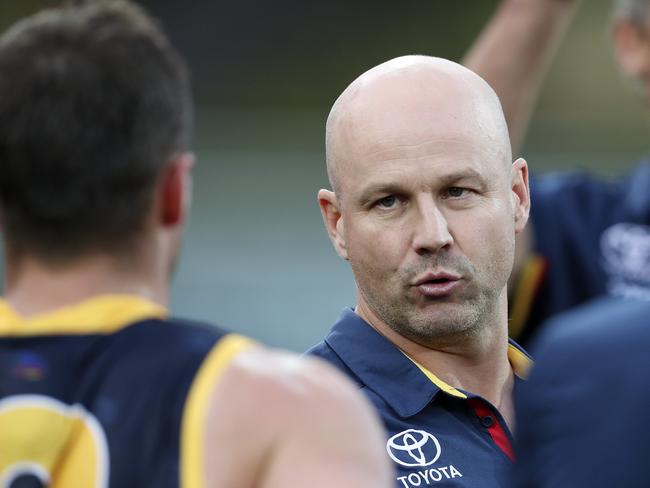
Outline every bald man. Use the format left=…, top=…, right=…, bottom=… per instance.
left=307, top=56, right=532, bottom=488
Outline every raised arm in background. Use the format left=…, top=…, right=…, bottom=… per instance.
left=464, top=0, right=580, bottom=155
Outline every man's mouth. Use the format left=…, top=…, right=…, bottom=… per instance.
left=412, top=272, right=462, bottom=297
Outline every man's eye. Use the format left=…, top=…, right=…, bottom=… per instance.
left=376, top=195, right=398, bottom=208
left=446, top=187, right=467, bottom=198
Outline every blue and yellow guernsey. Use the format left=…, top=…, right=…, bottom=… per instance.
left=0, top=294, right=253, bottom=488
left=307, top=308, right=531, bottom=488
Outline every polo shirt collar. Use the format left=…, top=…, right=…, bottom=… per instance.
left=324, top=308, right=532, bottom=418
left=325, top=308, right=444, bottom=418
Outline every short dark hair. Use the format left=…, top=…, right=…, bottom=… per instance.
left=0, top=0, right=192, bottom=261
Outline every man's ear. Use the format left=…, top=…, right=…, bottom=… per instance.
left=511, top=158, right=530, bottom=234
left=160, top=152, right=195, bottom=226
left=612, top=19, right=650, bottom=81
left=318, top=189, right=349, bottom=260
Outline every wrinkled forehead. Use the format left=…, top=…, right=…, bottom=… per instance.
left=327, top=65, right=511, bottom=193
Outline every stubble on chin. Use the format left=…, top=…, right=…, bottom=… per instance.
left=376, top=296, right=486, bottom=347
left=352, top=248, right=507, bottom=347
left=359, top=271, right=499, bottom=349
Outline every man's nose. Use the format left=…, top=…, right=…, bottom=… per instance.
left=411, top=200, right=453, bottom=256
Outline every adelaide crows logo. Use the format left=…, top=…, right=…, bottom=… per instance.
left=386, top=429, right=441, bottom=467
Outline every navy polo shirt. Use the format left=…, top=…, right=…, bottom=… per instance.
left=307, top=309, right=531, bottom=488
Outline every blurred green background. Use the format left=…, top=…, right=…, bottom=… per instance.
left=1, top=0, right=647, bottom=350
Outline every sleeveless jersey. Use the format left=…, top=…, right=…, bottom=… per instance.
left=0, top=294, right=253, bottom=488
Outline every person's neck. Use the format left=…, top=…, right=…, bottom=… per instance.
left=356, top=293, right=514, bottom=425
left=3, top=252, right=168, bottom=318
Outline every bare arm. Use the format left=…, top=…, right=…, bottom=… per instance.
left=204, top=348, right=392, bottom=488
left=464, top=0, right=579, bottom=154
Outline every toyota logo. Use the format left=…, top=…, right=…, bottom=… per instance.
left=386, top=429, right=441, bottom=467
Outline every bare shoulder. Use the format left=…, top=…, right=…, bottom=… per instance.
left=204, top=345, right=392, bottom=488
left=229, top=346, right=366, bottom=408
left=215, top=346, right=385, bottom=445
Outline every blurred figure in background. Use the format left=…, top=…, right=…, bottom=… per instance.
left=465, top=0, right=650, bottom=345
left=512, top=297, right=650, bottom=487
left=467, top=2, right=650, bottom=485
left=309, top=55, right=532, bottom=487
left=0, top=2, right=391, bottom=487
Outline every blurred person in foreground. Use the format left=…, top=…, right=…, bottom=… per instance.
left=512, top=296, right=650, bottom=487
left=0, top=2, right=392, bottom=487
left=465, top=0, right=650, bottom=345
left=307, top=55, right=532, bottom=487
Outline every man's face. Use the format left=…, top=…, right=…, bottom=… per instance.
left=324, top=74, right=528, bottom=344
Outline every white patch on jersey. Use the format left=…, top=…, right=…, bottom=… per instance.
left=601, top=223, right=650, bottom=300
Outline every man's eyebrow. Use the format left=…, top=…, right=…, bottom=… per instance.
left=437, top=168, right=487, bottom=185
left=357, top=183, right=405, bottom=206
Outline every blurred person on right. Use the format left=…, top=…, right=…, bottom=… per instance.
left=511, top=296, right=650, bottom=487
left=466, top=3, right=650, bottom=482
left=464, top=0, right=650, bottom=345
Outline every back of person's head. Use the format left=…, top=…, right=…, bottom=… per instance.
left=0, top=0, right=192, bottom=263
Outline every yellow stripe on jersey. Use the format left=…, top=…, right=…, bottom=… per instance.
left=405, top=354, right=468, bottom=399
left=0, top=295, right=167, bottom=336
left=180, top=333, right=256, bottom=488
left=509, top=255, right=546, bottom=340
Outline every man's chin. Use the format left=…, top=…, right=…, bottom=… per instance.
left=406, top=306, right=480, bottom=338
